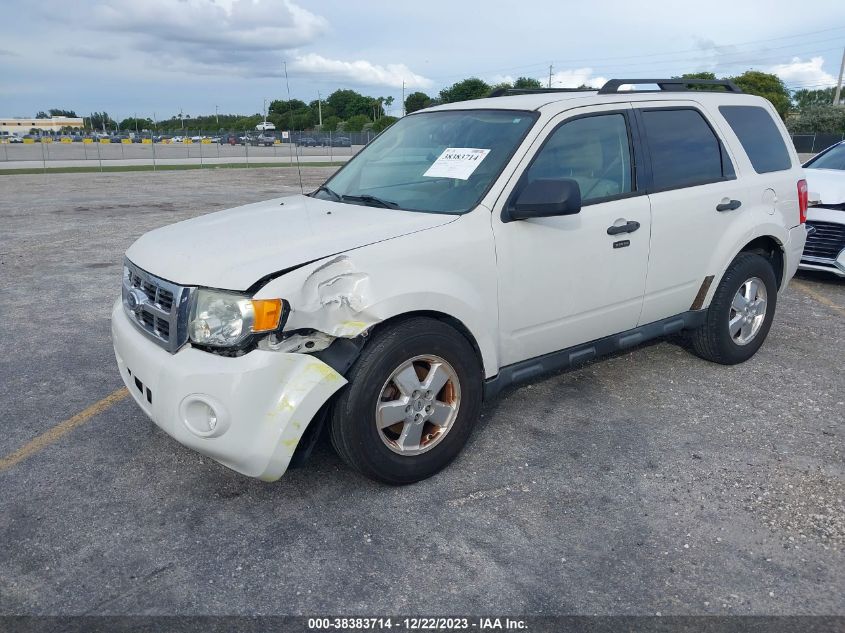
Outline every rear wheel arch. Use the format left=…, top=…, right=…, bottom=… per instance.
left=739, top=235, right=785, bottom=289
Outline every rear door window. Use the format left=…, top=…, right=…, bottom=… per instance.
left=719, top=105, right=792, bottom=173
left=640, top=108, right=732, bottom=191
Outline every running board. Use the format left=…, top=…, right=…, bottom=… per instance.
left=483, top=310, right=706, bottom=400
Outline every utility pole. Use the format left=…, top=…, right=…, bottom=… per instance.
left=215, top=105, right=219, bottom=125
left=317, top=91, right=322, bottom=128
left=180, top=108, right=184, bottom=132
left=134, top=112, right=138, bottom=135
left=834, top=46, right=845, bottom=106
left=263, top=97, right=268, bottom=127
left=548, top=64, right=553, bottom=88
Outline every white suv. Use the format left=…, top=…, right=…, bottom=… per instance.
left=112, top=79, right=808, bottom=484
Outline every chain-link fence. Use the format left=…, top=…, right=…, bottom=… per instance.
left=4, top=127, right=844, bottom=170
left=790, top=133, right=845, bottom=154
left=0, top=128, right=371, bottom=170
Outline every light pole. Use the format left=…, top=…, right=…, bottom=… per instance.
left=317, top=91, right=322, bottom=128
left=215, top=104, right=219, bottom=126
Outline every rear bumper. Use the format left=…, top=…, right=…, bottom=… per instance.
left=111, top=300, right=347, bottom=480
left=783, top=224, right=808, bottom=289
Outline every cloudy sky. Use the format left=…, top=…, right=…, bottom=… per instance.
left=2, top=0, right=844, bottom=120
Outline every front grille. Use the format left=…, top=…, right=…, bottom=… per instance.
left=122, top=260, right=193, bottom=353
left=803, top=221, right=845, bottom=261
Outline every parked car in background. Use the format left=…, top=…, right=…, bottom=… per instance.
left=113, top=79, right=807, bottom=485
left=324, top=136, right=352, bottom=147
left=7, top=135, right=23, bottom=143
left=801, top=140, right=845, bottom=277
left=297, top=136, right=319, bottom=147
left=253, top=133, right=276, bottom=147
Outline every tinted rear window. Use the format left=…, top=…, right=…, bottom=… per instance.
left=719, top=105, right=792, bottom=173
left=641, top=108, right=728, bottom=191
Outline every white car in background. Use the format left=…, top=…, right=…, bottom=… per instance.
left=801, top=140, right=845, bottom=277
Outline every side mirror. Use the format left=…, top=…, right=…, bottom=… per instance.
left=502, top=178, right=582, bottom=222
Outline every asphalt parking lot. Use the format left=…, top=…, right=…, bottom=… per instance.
left=0, top=167, right=843, bottom=616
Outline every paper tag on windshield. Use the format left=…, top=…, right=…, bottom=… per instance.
left=423, top=148, right=491, bottom=180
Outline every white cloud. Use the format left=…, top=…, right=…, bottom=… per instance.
left=769, top=56, right=836, bottom=88
left=57, top=46, right=119, bottom=61
left=548, top=68, right=608, bottom=89
left=290, top=53, right=432, bottom=89
left=488, top=69, right=607, bottom=89
left=40, top=0, right=328, bottom=74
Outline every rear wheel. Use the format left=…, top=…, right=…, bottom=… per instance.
left=691, top=253, right=778, bottom=364
left=330, top=317, right=482, bottom=485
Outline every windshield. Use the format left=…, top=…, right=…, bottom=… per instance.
left=314, top=110, right=537, bottom=214
left=805, top=142, right=845, bottom=170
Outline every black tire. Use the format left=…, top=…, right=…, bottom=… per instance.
left=329, top=317, right=483, bottom=485
left=691, top=253, right=778, bottom=365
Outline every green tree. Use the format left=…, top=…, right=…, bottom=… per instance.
left=786, top=105, right=845, bottom=134
left=344, top=114, right=371, bottom=132
left=48, top=108, right=78, bottom=117
left=322, top=115, right=341, bottom=132
left=677, top=72, right=718, bottom=91
left=88, top=112, right=116, bottom=131
left=405, top=91, right=432, bottom=113
left=35, top=111, right=49, bottom=119
left=793, top=87, right=837, bottom=109
left=327, top=89, right=378, bottom=120
left=372, top=115, right=398, bottom=133
left=489, top=81, right=512, bottom=94
left=513, top=76, right=542, bottom=89
left=729, top=71, right=791, bottom=119
left=439, top=78, right=491, bottom=103
left=119, top=117, right=154, bottom=132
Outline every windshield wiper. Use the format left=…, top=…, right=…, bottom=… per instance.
left=313, top=185, right=342, bottom=201
left=341, top=194, right=399, bottom=209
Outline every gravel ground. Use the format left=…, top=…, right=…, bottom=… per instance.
left=0, top=168, right=843, bottom=616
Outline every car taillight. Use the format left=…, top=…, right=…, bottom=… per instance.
left=797, top=179, right=808, bottom=224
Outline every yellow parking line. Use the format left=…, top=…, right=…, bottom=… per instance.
left=0, top=388, right=128, bottom=472
left=791, top=280, right=845, bottom=318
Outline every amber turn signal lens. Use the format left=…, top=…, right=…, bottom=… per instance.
left=251, top=299, right=283, bottom=332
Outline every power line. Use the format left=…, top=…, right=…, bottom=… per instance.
left=427, top=26, right=845, bottom=83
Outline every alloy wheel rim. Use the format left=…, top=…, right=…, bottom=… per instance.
left=729, top=276, right=767, bottom=346
left=375, top=355, right=461, bottom=456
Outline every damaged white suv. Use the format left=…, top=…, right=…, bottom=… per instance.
left=113, top=79, right=807, bottom=484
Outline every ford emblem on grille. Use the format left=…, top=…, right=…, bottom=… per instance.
left=127, top=288, right=149, bottom=312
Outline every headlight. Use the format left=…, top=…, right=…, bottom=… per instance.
left=189, top=289, right=285, bottom=348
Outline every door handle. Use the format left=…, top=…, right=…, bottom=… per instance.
left=607, top=220, right=640, bottom=235
left=716, top=199, right=742, bottom=212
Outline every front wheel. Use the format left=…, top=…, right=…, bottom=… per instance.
left=329, top=318, right=483, bottom=485
left=691, top=253, right=778, bottom=365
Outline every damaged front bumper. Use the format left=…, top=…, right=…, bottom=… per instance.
left=111, top=300, right=347, bottom=480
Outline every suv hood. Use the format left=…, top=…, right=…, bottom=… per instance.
left=126, top=194, right=457, bottom=290
left=805, top=168, right=845, bottom=205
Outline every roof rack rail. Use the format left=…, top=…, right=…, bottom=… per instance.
left=488, top=87, right=596, bottom=98
left=597, top=78, right=742, bottom=94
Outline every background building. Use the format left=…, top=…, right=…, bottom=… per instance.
left=0, top=116, right=84, bottom=136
